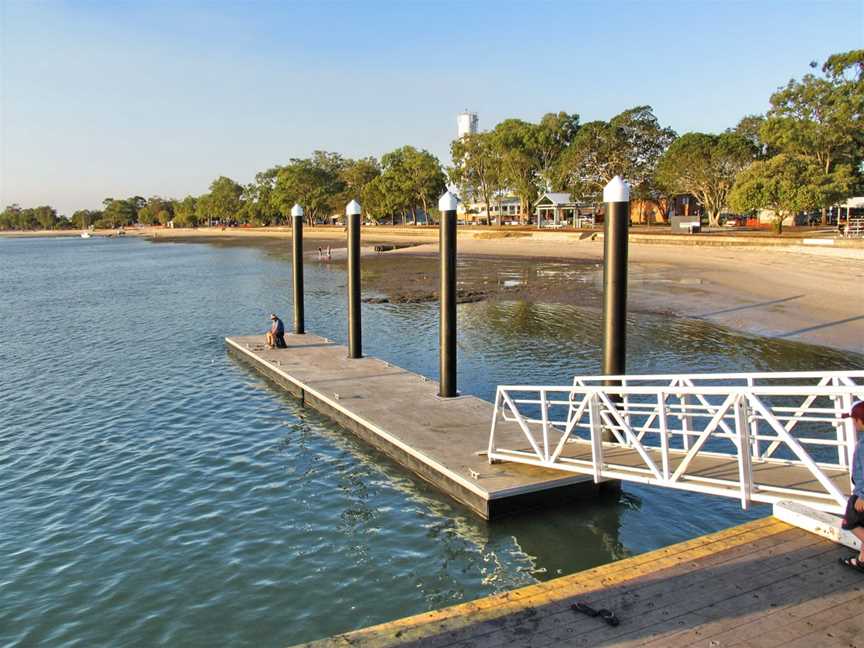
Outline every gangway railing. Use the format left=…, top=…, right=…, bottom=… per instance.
left=487, top=370, right=863, bottom=513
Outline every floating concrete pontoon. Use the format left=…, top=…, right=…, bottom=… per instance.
left=225, top=333, right=595, bottom=519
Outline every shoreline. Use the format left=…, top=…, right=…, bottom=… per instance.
left=6, top=226, right=863, bottom=355
left=4, top=223, right=864, bottom=248
left=148, top=228, right=863, bottom=356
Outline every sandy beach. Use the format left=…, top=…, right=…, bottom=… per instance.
left=138, top=226, right=863, bottom=354
left=384, top=237, right=864, bottom=354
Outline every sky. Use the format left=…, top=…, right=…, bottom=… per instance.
left=1, top=0, right=862, bottom=216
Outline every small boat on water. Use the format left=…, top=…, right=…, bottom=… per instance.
left=81, top=231, right=91, bottom=239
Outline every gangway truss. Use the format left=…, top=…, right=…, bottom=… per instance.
left=487, top=370, right=863, bottom=513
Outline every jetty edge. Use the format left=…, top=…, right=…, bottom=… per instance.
left=294, top=514, right=863, bottom=647
left=225, top=333, right=599, bottom=519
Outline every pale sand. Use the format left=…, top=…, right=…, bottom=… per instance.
left=389, top=237, right=864, bottom=354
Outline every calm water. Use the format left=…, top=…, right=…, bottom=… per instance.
left=1, top=236, right=859, bottom=647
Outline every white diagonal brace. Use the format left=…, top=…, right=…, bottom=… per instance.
left=748, top=394, right=847, bottom=508
left=763, top=376, right=831, bottom=459
left=500, top=389, right=545, bottom=462
left=682, top=378, right=739, bottom=447
left=597, top=391, right=663, bottom=480
left=671, top=393, right=737, bottom=482
left=488, top=388, right=502, bottom=461
left=598, top=409, right=628, bottom=446
left=551, top=393, right=589, bottom=463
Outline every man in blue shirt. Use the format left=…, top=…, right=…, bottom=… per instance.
left=840, top=400, right=864, bottom=572
left=266, top=313, right=286, bottom=349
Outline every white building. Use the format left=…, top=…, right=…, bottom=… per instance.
left=457, top=111, right=479, bottom=138
left=534, top=192, right=595, bottom=228
left=457, top=194, right=521, bottom=224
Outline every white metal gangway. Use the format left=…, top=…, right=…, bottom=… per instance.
left=487, top=370, right=864, bottom=513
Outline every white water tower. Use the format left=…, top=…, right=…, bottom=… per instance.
left=457, top=111, right=478, bottom=138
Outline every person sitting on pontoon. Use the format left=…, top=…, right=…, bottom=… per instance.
left=266, top=313, right=286, bottom=349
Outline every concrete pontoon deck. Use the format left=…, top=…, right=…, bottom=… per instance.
left=225, top=333, right=595, bottom=518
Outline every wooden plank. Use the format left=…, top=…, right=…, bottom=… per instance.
left=439, top=529, right=817, bottom=644
left=294, top=519, right=789, bottom=647
left=373, top=521, right=790, bottom=645
left=626, top=550, right=862, bottom=647
left=475, top=532, right=835, bottom=648
left=669, top=590, right=864, bottom=648
left=729, top=597, right=864, bottom=647
left=300, top=519, right=864, bottom=648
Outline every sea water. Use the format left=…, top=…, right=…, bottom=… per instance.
left=1, top=236, right=857, bottom=646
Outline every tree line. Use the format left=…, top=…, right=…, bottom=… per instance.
left=2, top=49, right=860, bottom=233
left=0, top=145, right=446, bottom=230
left=450, top=49, right=862, bottom=230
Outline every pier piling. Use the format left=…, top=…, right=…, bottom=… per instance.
left=438, top=191, right=458, bottom=398
left=291, top=203, right=305, bottom=335
left=601, top=176, right=630, bottom=378
left=346, top=199, right=362, bottom=358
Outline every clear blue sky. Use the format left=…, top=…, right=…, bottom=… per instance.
left=1, top=0, right=862, bottom=215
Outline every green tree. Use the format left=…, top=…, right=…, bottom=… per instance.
left=556, top=120, right=624, bottom=200
left=361, top=173, right=408, bottom=223
left=101, top=198, right=137, bottom=228
left=556, top=106, right=676, bottom=207
left=241, top=167, right=281, bottom=226
left=14, top=208, right=35, bottom=230
left=207, top=176, right=244, bottom=225
left=273, top=154, right=345, bottom=225
left=173, top=196, right=198, bottom=227
left=340, top=157, right=381, bottom=207
left=195, top=193, right=213, bottom=226
left=656, top=132, right=756, bottom=227
left=822, top=49, right=864, bottom=80
left=32, top=206, right=58, bottom=230
left=379, top=146, right=445, bottom=224
left=0, top=204, right=22, bottom=230
left=450, top=132, right=503, bottom=224
left=730, top=115, right=773, bottom=158
left=729, top=154, right=853, bottom=233
left=533, top=112, right=580, bottom=191
left=610, top=106, right=677, bottom=205
left=71, top=209, right=101, bottom=229
left=760, top=50, right=863, bottom=223
left=137, top=196, right=173, bottom=225
left=490, top=119, right=540, bottom=222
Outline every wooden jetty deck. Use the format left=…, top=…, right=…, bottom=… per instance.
left=295, top=517, right=864, bottom=647
left=225, top=333, right=595, bottom=519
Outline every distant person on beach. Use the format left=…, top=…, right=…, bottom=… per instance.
left=839, top=400, right=864, bottom=573
left=266, top=313, right=286, bottom=349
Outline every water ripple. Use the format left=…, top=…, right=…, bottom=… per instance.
left=1, top=237, right=858, bottom=647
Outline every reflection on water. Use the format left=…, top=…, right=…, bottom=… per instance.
left=1, top=236, right=861, bottom=647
